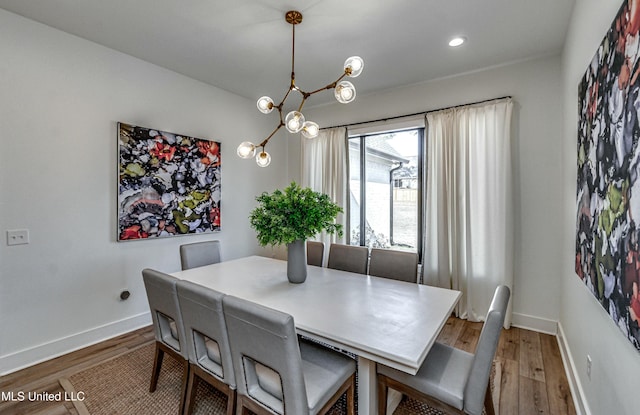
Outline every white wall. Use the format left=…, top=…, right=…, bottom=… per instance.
left=561, top=1, right=640, bottom=414
left=0, top=9, right=287, bottom=374
left=297, top=56, right=565, bottom=332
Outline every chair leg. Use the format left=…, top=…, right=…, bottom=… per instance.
left=484, top=381, right=495, bottom=415
left=346, top=375, right=355, bottom=415
left=183, top=365, right=199, bottom=415
left=377, top=375, right=388, bottom=415
left=236, top=397, right=251, bottom=415
left=179, top=360, right=190, bottom=415
left=149, top=341, right=164, bottom=393
left=226, top=389, right=236, bottom=415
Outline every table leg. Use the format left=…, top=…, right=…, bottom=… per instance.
left=357, top=356, right=377, bottom=415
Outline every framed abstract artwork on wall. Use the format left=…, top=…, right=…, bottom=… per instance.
left=117, top=122, right=221, bottom=241
left=575, top=0, right=640, bottom=352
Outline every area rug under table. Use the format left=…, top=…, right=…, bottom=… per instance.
left=60, top=342, right=450, bottom=415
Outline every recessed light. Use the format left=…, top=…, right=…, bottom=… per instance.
left=449, top=37, right=466, bottom=47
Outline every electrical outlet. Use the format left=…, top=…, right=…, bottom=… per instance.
left=7, top=229, right=29, bottom=246
left=586, top=354, right=592, bottom=380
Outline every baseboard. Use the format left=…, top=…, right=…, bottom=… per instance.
left=511, top=312, right=558, bottom=334
left=0, top=312, right=151, bottom=376
left=557, top=323, right=590, bottom=415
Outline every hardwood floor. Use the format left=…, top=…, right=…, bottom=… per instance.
left=0, top=318, right=576, bottom=415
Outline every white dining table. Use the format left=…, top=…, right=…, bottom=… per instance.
left=172, top=255, right=461, bottom=415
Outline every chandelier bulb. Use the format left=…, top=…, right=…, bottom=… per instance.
left=344, top=56, right=364, bottom=78
left=334, top=81, right=356, bottom=104
left=237, top=141, right=257, bottom=159
left=301, top=121, right=320, bottom=139
left=256, top=150, right=272, bottom=167
left=257, top=96, right=275, bottom=114
left=285, top=111, right=306, bottom=133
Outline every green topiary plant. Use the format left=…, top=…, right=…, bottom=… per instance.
left=249, top=182, right=343, bottom=246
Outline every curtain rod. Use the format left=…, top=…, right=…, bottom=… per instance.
left=320, top=95, right=512, bottom=131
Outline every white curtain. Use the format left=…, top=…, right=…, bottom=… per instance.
left=423, top=98, right=514, bottom=327
left=301, top=127, right=348, bottom=264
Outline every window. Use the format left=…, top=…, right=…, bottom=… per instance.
left=348, top=128, right=423, bottom=260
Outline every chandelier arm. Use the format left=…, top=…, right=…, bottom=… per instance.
left=297, top=96, right=308, bottom=113
left=298, top=71, right=350, bottom=97
left=276, top=104, right=285, bottom=126
left=258, top=122, right=285, bottom=148
left=277, top=86, right=295, bottom=110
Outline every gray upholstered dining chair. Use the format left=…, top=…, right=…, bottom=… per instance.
left=306, top=241, right=325, bottom=267
left=142, top=268, right=190, bottom=415
left=327, top=243, right=369, bottom=274
left=368, top=248, right=419, bottom=283
left=222, top=295, right=356, bottom=415
left=179, top=240, right=221, bottom=270
left=176, top=280, right=236, bottom=415
left=377, top=285, right=510, bottom=415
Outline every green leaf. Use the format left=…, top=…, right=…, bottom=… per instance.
left=249, top=182, right=343, bottom=246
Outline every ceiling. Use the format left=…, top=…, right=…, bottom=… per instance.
left=0, top=0, right=575, bottom=107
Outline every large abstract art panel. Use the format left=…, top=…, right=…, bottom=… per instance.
left=576, top=0, right=640, bottom=352
left=117, top=122, right=221, bottom=241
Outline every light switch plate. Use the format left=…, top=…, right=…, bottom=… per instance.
left=7, top=229, right=29, bottom=246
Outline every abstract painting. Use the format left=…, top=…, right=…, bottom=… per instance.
left=575, top=0, right=640, bottom=351
left=118, top=122, right=221, bottom=241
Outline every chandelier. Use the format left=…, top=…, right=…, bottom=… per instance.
left=236, top=10, right=364, bottom=167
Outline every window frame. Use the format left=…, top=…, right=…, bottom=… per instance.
left=347, top=127, right=424, bottom=263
